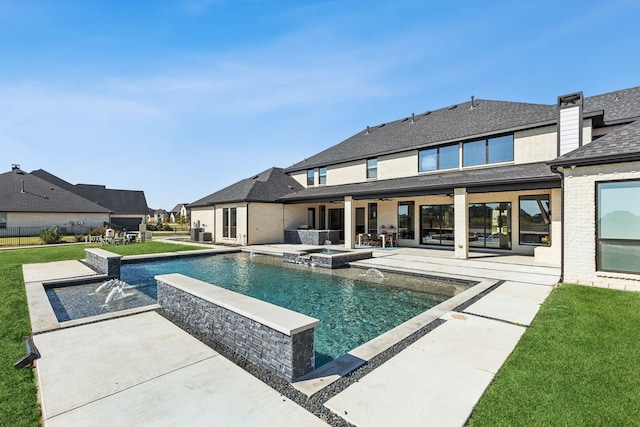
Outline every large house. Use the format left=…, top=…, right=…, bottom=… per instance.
left=190, top=86, right=640, bottom=290
left=0, top=166, right=148, bottom=232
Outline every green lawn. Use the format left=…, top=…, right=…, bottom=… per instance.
left=0, top=241, right=205, bottom=426
left=468, top=284, right=640, bottom=426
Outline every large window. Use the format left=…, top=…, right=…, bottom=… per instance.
left=223, top=207, right=237, bottom=238
left=597, top=180, right=640, bottom=274
left=0, top=212, right=6, bottom=229
left=463, top=135, right=513, bottom=167
left=319, top=167, right=327, bottom=185
left=367, top=158, right=378, bottom=179
left=419, top=144, right=458, bottom=172
left=398, top=201, right=415, bottom=239
left=519, top=195, right=550, bottom=245
left=307, top=169, right=314, bottom=186
left=469, top=202, right=511, bottom=249
left=420, top=205, right=454, bottom=246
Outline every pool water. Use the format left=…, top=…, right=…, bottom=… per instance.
left=120, top=253, right=456, bottom=367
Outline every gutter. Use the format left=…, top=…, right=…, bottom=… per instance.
left=550, top=165, right=565, bottom=283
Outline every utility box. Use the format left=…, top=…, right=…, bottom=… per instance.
left=191, top=227, right=203, bottom=242
left=202, top=232, right=212, bottom=242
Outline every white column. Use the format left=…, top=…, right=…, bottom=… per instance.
left=454, top=187, right=468, bottom=259
left=344, top=196, right=355, bottom=249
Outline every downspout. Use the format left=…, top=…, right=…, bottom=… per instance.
left=209, top=203, right=216, bottom=243
left=550, top=165, right=564, bottom=283
left=246, top=202, right=250, bottom=246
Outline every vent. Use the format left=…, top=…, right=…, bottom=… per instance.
left=401, top=117, right=408, bottom=122
left=447, top=105, right=457, bottom=110
left=379, top=123, right=386, bottom=128
left=423, top=111, right=431, bottom=116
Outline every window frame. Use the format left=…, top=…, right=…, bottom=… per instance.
left=463, top=134, right=514, bottom=167
left=596, top=179, right=640, bottom=274
left=318, top=167, right=327, bottom=185
left=367, top=158, right=378, bottom=179
left=518, top=195, right=551, bottom=246
left=306, top=169, right=314, bottom=186
left=418, top=144, right=459, bottom=172
left=397, top=201, right=415, bottom=240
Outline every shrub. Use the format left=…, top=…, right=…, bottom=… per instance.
left=163, top=224, right=173, bottom=231
left=89, top=227, right=106, bottom=236
left=74, top=234, right=86, bottom=242
left=40, top=227, right=63, bottom=244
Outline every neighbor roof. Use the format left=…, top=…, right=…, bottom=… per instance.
left=31, top=169, right=148, bottom=215
left=0, top=168, right=111, bottom=214
left=279, top=162, right=559, bottom=203
left=190, top=167, right=304, bottom=207
left=549, top=120, right=640, bottom=168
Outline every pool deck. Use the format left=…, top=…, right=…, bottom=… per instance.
left=23, top=244, right=560, bottom=426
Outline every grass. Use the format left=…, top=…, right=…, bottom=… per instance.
left=468, top=284, right=640, bottom=426
left=0, top=241, right=206, bottom=426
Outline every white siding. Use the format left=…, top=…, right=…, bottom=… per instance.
left=559, top=106, right=580, bottom=155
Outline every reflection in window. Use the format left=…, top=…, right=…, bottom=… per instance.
left=469, top=202, right=511, bottom=249
left=398, top=202, right=415, bottom=239
left=419, top=145, right=459, bottom=172
left=0, top=212, right=6, bottom=229
left=319, top=167, right=327, bottom=185
left=368, top=203, right=377, bottom=234
left=463, top=140, right=486, bottom=167
left=223, top=208, right=237, bottom=238
left=597, top=180, right=640, bottom=274
left=307, top=169, right=314, bottom=186
left=367, top=158, right=378, bottom=179
left=420, top=205, right=454, bottom=246
left=463, top=135, right=514, bottom=167
left=519, top=195, right=550, bottom=245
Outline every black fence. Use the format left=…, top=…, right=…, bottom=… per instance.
left=0, top=226, right=94, bottom=247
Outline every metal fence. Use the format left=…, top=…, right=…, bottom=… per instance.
left=0, top=226, right=94, bottom=247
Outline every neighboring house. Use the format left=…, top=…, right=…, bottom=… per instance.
left=191, top=86, right=640, bottom=289
left=0, top=165, right=111, bottom=232
left=148, top=209, right=169, bottom=224
left=31, top=169, right=149, bottom=231
left=169, top=203, right=190, bottom=223
left=190, top=167, right=303, bottom=245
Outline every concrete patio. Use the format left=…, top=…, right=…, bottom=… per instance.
left=24, top=245, right=560, bottom=426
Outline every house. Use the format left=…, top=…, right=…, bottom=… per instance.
left=148, top=209, right=169, bottom=224
left=0, top=165, right=111, bottom=233
left=190, top=167, right=303, bottom=245
left=31, top=169, right=149, bottom=231
left=169, top=203, right=190, bottom=223
left=191, top=86, right=640, bottom=290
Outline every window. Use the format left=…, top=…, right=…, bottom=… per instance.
left=307, top=169, right=314, bottom=186
left=419, top=144, right=459, bottom=172
left=398, top=202, right=415, bottom=239
left=368, top=203, right=377, bottom=234
left=356, top=207, right=365, bottom=234
left=469, top=202, right=511, bottom=249
left=223, top=207, right=237, bottom=238
left=307, top=208, right=316, bottom=229
left=597, top=180, right=640, bottom=274
left=0, top=212, right=6, bottom=229
left=319, top=205, right=326, bottom=229
left=420, top=205, right=454, bottom=246
left=463, top=134, right=513, bottom=167
left=519, top=195, right=550, bottom=246
left=319, top=167, right=327, bottom=185
left=367, top=158, right=378, bottom=179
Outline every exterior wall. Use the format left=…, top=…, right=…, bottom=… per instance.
left=562, top=161, right=640, bottom=291
left=379, top=150, right=418, bottom=180
left=514, top=125, right=557, bottom=164
left=247, top=203, right=285, bottom=244
left=190, top=207, right=215, bottom=232
left=283, top=204, right=309, bottom=230
left=327, top=160, right=363, bottom=186
left=213, top=203, right=247, bottom=245
left=6, top=212, right=108, bottom=229
left=290, top=170, right=308, bottom=188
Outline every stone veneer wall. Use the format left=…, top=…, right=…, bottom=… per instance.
left=563, top=161, right=640, bottom=291
left=283, top=250, right=372, bottom=268
left=284, top=229, right=342, bottom=245
left=157, top=275, right=318, bottom=381
left=84, top=248, right=121, bottom=277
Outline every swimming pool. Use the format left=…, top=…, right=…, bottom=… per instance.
left=119, top=253, right=463, bottom=366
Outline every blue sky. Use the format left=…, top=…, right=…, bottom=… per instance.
left=2, top=0, right=639, bottom=210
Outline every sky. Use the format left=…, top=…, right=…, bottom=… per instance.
left=1, top=0, right=639, bottom=210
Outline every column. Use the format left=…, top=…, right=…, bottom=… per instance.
left=454, top=187, right=468, bottom=259
left=344, top=196, right=355, bottom=249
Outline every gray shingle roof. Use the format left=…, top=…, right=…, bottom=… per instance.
left=31, top=169, right=148, bottom=215
left=280, top=162, right=559, bottom=202
left=549, top=120, right=640, bottom=167
left=190, top=167, right=304, bottom=207
left=0, top=169, right=111, bottom=213
left=285, top=99, right=557, bottom=172
left=583, top=86, right=640, bottom=123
